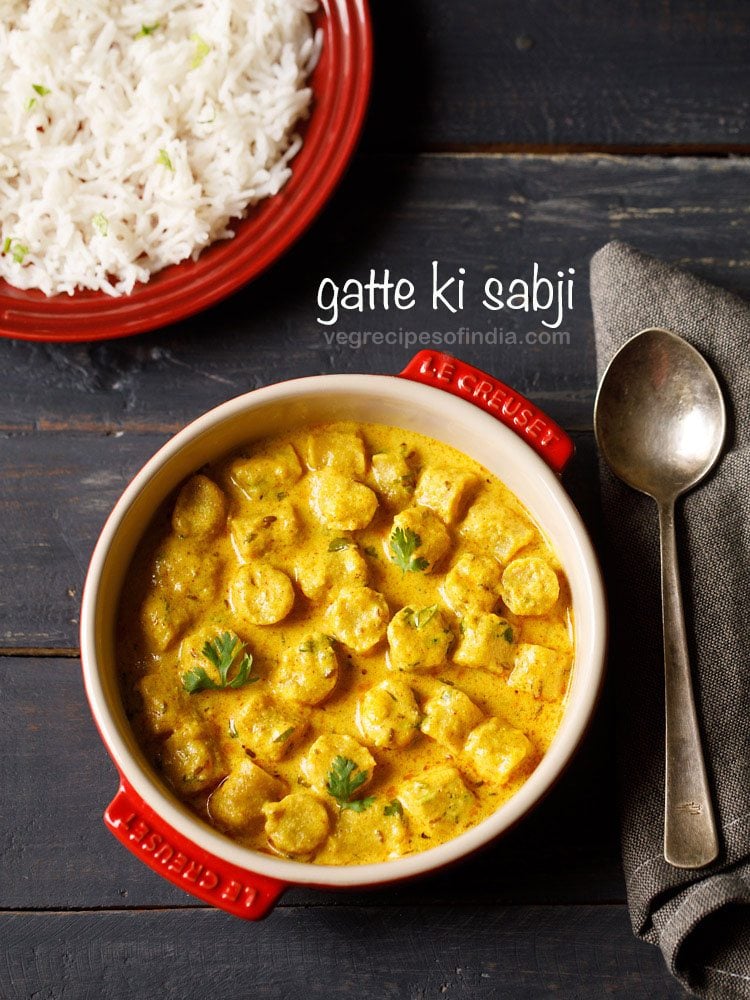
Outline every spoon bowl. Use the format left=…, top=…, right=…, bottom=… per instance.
left=595, top=327, right=726, bottom=502
left=595, top=327, right=726, bottom=870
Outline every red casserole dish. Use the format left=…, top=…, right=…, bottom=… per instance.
left=80, top=353, right=606, bottom=918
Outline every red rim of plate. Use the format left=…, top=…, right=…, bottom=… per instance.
left=0, top=0, right=372, bottom=342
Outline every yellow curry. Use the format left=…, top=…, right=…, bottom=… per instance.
left=118, top=421, right=573, bottom=865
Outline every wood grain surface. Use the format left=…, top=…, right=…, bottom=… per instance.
left=6, top=0, right=749, bottom=995
left=367, top=1, right=750, bottom=150
left=0, top=907, right=686, bottom=1000
left=0, top=155, right=747, bottom=438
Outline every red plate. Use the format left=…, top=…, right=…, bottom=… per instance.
left=0, top=0, right=372, bottom=342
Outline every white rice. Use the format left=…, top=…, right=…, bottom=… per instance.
left=0, top=0, right=320, bottom=296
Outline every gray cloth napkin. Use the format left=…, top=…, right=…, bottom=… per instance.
left=590, top=241, right=750, bottom=999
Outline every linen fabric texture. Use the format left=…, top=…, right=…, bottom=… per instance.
left=591, top=240, right=750, bottom=999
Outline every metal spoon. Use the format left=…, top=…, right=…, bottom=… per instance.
left=595, top=327, right=725, bottom=869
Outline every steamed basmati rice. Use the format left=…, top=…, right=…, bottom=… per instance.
left=0, top=0, right=320, bottom=296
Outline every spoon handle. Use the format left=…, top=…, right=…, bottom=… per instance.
left=659, top=500, right=719, bottom=869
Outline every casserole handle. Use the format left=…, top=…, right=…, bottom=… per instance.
left=105, top=779, right=286, bottom=919
left=399, top=351, right=574, bottom=473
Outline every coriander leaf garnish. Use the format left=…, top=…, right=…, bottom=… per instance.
left=328, top=537, right=350, bottom=552
left=92, top=213, right=108, bottom=236
left=181, top=665, right=215, bottom=693
left=412, top=604, right=438, bottom=629
left=136, top=22, right=160, bottom=37
left=383, top=799, right=403, bottom=817
left=32, top=84, right=51, bottom=96
left=190, top=32, right=211, bottom=69
left=325, top=755, right=375, bottom=812
left=181, top=630, right=258, bottom=693
left=389, top=526, right=429, bottom=573
left=273, top=726, right=296, bottom=744
left=2, top=238, right=28, bottom=264
left=157, top=148, right=174, bottom=171
left=339, top=796, right=375, bottom=814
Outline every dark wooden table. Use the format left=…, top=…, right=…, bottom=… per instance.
left=3, top=2, right=749, bottom=996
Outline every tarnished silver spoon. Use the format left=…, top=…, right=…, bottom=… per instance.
left=595, top=327, right=725, bottom=869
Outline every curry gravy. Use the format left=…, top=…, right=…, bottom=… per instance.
left=118, top=422, right=573, bottom=865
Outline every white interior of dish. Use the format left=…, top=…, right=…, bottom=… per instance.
left=80, top=373, right=607, bottom=888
